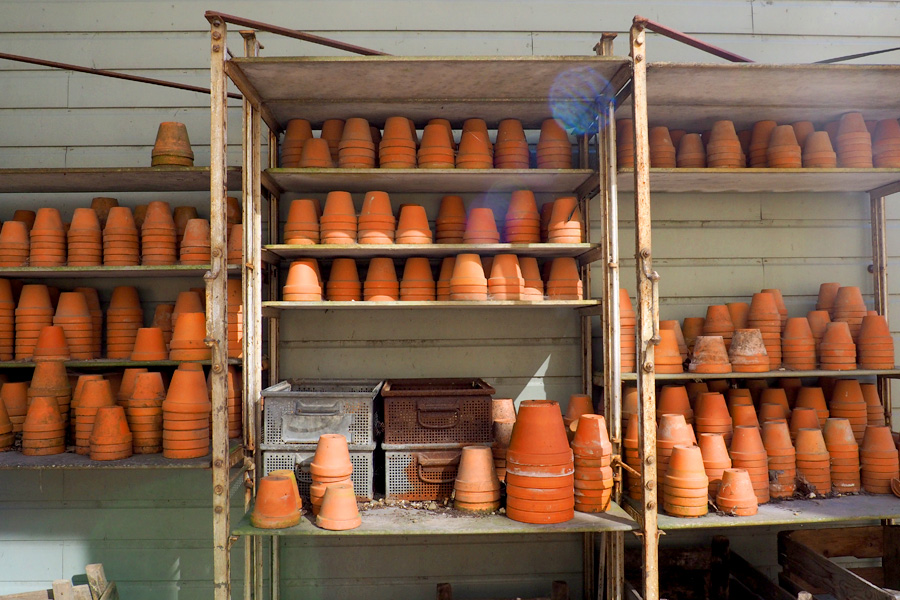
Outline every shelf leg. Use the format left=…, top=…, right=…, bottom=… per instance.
left=630, top=19, right=660, bottom=600
left=870, top=192, right=892, bottom=426
left=271, top=536, right=280, bottom=600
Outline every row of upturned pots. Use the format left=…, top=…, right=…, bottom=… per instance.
left=619, top=283, right=894, bottom=374
left=284, top=255, right=584, bottom=302
left=0, top=362, right=242, bottom=459
left=0, top=280, right=242, bottom=361
left=281, top=117, right=575, bottom=170
left=0, top=199, right=242, bottom=268
left=618, top=112, right=900, bottom=169
left=621, top=377, right=897, bottom=517
left=283, top=191, right=583, bottom=245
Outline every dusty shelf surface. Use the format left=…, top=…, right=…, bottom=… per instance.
left=233, top=501, right=636, bottom=536
left=265, top=243, right=597, bottom=261
left=264, top=300, right=598, bottom=314
left=229, top=55, right=630, bottom=128
left=596, top=368, right=900, bottom=385
left=0, top=166, right=242, bottom=193
left=637, top=494, right=900, bottom=530
left=0, top=440, right=243, bottom=469
left=616, top=168, right=900, bottom=194
left=265, top=168, right=596, bottom=194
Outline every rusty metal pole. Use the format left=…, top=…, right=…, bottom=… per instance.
left=870, top=192, right=892, bottom=426
left=630, top=20, right=660, bottom=600
left=208, top=14, right=231, bottom=600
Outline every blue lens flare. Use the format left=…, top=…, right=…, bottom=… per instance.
left=549, top=67, right=614, bottom=134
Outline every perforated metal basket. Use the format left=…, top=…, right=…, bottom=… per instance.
left=384, top=447, right=461, bottom=501
left=261, top=379, right=380, bottom=450
left=381, top=378, right=494, bottom=445
left=263, top=447, right=375, bottom=501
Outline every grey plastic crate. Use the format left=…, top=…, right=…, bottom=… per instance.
left=261, top=379, right=380, bottom=450
left=263, top=447, right=374, bottom=501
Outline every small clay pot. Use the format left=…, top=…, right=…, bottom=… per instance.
left=251, top=475, right=302, bottom=529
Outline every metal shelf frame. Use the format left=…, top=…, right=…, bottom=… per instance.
left=209, top=12, right=635, bottom=600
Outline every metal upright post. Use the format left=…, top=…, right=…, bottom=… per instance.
left=869, top=191, right=892, bottom=425
left=630, top=20, right=660, bottom=600
left=208, top=14, right=231, bottom=600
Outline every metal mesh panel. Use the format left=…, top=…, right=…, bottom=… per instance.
left=383, top=397, right=491, bottom=445
left=385, top=449, right=460, bottom=501
left=263, top=450, right=373, bottom=500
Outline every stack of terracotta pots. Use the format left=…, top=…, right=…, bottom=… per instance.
left=794, top=428, right=831, bottom=494
left=695, top=392, right=733, bottom=445
left=702, top=305, right=734, bottom=349
left=53, top=292, right=93, bottom=359
left=860, top=425, right=899, bottom=494
left=75, top=378, right=115, bottom=454
left=0, top=221, right=30, bottom=266
left=816, top=282, right=840, bottom=318
left=728, top=329, right=769, bottom=373
left=807, top=310, right=830, bottom=353
left=364, top=258, right=399, bottom=301
left=802, top=132, right=837, bottom=168
left=789, top=405, right=818, bottom=438
left=689, top=336, right=732, bottom=374
left=162, top=363, right=210, bottom=459
left=117, top=368, right=147, bottom=408
left=485, top=255, right=523, bottom=300
left=251, top=474, right=302, bottom=528
left=748, top=121, right=777, bottom=167
left=319, top=191, right=357, bottom=244
left=0, top=398, right=12, bottom=450
left=141, top=201, right=177, bottom=265
left=545, top=258, right=583, bottom=300
left=505, top=400, right=574, bottom=524
left=619, top=290, right=636, bottom=372
left=571, top=414, right=613, bottom=513
left=378, top=117, right=416, bottom=168
left=130, top=327, right=168, bottom=361
left=519, top=257, right=543, bottom=300
left=283, top=258, right=322, bottom=301
left=698, top=433, right=731, bottom=496
left=676, top=134, right=705, bottom=168
left=321, top=119, right=344, bottom=163
left=656, top=329, right=684, bottom=374
left=223, top=366, right=243, bottom=439
left=227, top=224, right=243, bottom=264
left=657, top=385, right=691, bottom=424
left=284, top=200, right=320, bottom=245
left=731, top=402, right=759, bottom=429
left=398, top=258, right=435, bottom=301
left=89, top=405, right=133, bottom=461
left=662, top=445, right=708, bottom=518
left=836, top=112, right=873, bottom=168
left=396, top=205, right=432, bottom=244
left=310, top=434, right=354, bottom=516
left=33, top=325, right=69, bottom=361
left=761, top=419, right=796, bottom=498
left=126, top=371, right=165, bottom=454
left=781, top=317, right=816, bottom=370
left=28, top=359, right=71, bottom=424
left=747, top=292, right=782, bottom=368
left=862, top=383, right=886, bottom=426
left=106, top=286, right=143, bottom=358
left=657, top=413, right=695, bottom=480
left=857, top=314, right=894, bottom=368
left=504, top=190, right=540, bottom=243
left=29, top=208, right=66, bottom=267
left=173, top=206, right=199, bottom=248
left=67, top=208, right=102, bottom=266
left=225, top=279, right=243, bottom=358
left=494, top=119, right=529, bottom=169
left=74, top=287, right=103, bottom=356
left=491, top=399, right=515, bottom=482
left=730, top=425, right=769, bottom=504
left=823, top=418, right=860, bottom=493
left=0, top=280, right=14, bottom=360
left=536, top=119, right=572, bottom=169
left=648, top=127, right=676, bottom=168
left=452, top=445, right=501, bottom=512
left=151, top=304, right=174, bottom=349
left=178, top=219, right=211, bottom=264
left=15, top=284, right=54, bottom=360
left=3, top=382, right=28, bottom=433
left=623, top=414, right=642, bottom=499
left=546, top=197, right=583, bottom=243
left=280, top=120, right=312, bottom=167
left=436, top=257, right=454, bottom=300
left=151, top=122, right=193, bottom=166
left=819, top=321, right=856, bottom=371
left=358, top=191, right=395, bottom=244
left=728, top=300, right=750, bottom=327
left=463, top=208, right=500, bottom=244
left=873, top=119, right=900, bottom=167
left=682, top=318, right=704, bottom=355
left=299, top=138, right=334, bottom=168
left=715, top=469, right=758, bottom=516
left=435, top=196, right=466, bottom=243
left=766, top=125, right=802, bottom=168
left=338, top=118, right=376, bottom=168
left=173, top=290, right=203, bottom=326
left=450, top=254, right=487, bottom=301
left=796, top=387, right=829, bottom=427
left=22, top=395, right=66, bottom=456
left=169, top=312, right=210, bottom=361
left=103, top=207, right=140, bottom=266
left=418, top=123, right=455, bottom=169
left=616, top=119, right=635, bottom=167
left=326, top=258, right=361, bottom=302
left=832, top=286, right=867, bottom=342
left=457, top=126, right=493, bottom=169
left=830, top=380, right=868, bottom=444
left=706, top=121, right=743, bottom=168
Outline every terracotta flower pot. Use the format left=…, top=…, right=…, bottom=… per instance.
left=563, top=393, right=594, bottom=431
left=251, top=475, right=302, bottom=529
left=681, top=317, right=705, bottom=353
left=698, top=432, right=731, bottom=495
left=130, top=327, right=168, bottom=361
left=689, top=335, right=732, bottom=374
left=90, top=405, right=133, bottom=460
left=152, top=122, right=194, bottom=166
left=316, top=482, right=362, bottom=530
left=728, top=329, right=769, bottom=373
left=726, top=302, right=750, bottom=329
left=715, top=469, right=758, bottom=516
left=33, top=325, right=70, bottom=361
left=22, top=395, right=65, bottom=456
left=657, top=385, right=692, bottom=423
left=795, top=387, right=829, bottom=427
left=169, top=312, right=210, bottom=361
left=396, top=204, right=433, bottom=244
left=655, top=329, right=685, bottom=374
left=311, top=433, right=353, bottom=480
left=571, top=414, right=611, bottom=460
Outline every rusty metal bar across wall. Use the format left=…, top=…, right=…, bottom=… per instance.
left=204, top=11, right=388, bottom=56
left=0, top=51, right=243, bottom=99
left=632, top=16, right=753, bottom=63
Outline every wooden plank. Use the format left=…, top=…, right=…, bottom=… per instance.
left=616, top=169, right=900, bottom=194
left=0, top=592, right=50, bottom=600
left=71, top=586, right=92, bottom=600
left=788, top=527, right=883, bottom=559
left=729, top=551, right=796, bottom=600
left=884, top=526, right=900, bottom=590
left=267, top=242, right=596, bottom=261
left=96, top=582, right=117, bottom=600
left=84, top=565, right=107, bottom=600
left=51, top=581, right=75, bottom=600
left=0, top=167, right=242, bottom=194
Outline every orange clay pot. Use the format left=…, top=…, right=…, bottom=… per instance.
left=310, top=433, right=353, bottom=479
left=251, top=475, right=302, bottom=529
left=316, top=482, right=362, bottom=530
left=507, top=400, right=572, bottom=466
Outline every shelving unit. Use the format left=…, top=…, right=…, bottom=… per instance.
left=208, top=13, right=635, bottom=600
left=617, top=20, right=900, bottom=600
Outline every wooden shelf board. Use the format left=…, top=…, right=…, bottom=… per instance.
left=265, top=168, right=596, bottom=194
left=615, top=62, right=900, bottom=130
left=0, top=359, right=242, bottom=369
left=233, top=501, right=636, bottom=536
left=264, top=300, right=598, bottom=313
left=0, top=167, right=242, bottom=194
left=265, top=243, right=597, bottom=261
left=0, top=441, right=243, bottom=470
left=228, top=55, right=631, bottom=128
left=0, top=265, right=240, bottom=279
left=627, top=494, right=900, bottom=531
left=595, top=368, right=900, bottom=385
left=616, top=168, right=900, bottom=194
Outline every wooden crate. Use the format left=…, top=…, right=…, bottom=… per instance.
left=778, top=526, right=900, bottom=600
left=0, top=564, right=118, bottom=600
left=435, top=580, right=568, bottom=600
